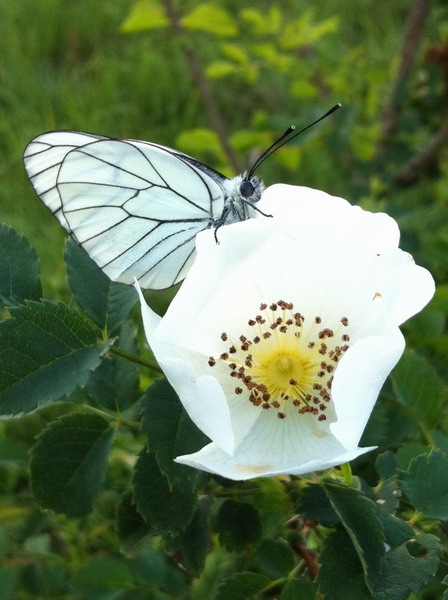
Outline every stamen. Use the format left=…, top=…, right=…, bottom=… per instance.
left=207, top=300, right=351, bottom=421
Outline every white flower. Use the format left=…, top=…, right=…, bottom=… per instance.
left=136, top=185, right=435, bottom=481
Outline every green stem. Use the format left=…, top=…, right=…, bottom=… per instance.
left=209, top=486, right=260, bottom=498
left=81, top=403, right=141, bottom=430
left=109, top=345, right=163, bottom=372
left=340, top=462, right=353, bottom=485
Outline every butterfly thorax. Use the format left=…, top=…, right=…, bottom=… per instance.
left=219, top=173, right=265, bottom=226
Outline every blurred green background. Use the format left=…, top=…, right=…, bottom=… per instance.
left=2, top=0, right=447, bottom=297
left=1, top=0, right=448, bottom=598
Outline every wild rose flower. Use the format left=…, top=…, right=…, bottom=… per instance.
left=136, top=185, right=435, bottom=480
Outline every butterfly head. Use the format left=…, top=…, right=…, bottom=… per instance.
left=238, top=173, right=264, bottom=203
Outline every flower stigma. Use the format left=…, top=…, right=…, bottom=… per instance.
left=208, top=301, right=351, bottom=421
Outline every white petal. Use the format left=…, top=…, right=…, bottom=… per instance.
left=330, top=332, right=404, bottom=448
left=133, top=279, right=161, bottom=340
left=175, top=444, right=373, bottom=481
left=259, top=184, right=400, bottom=254
left=175, top=407, right=375, bottom=480
left=371, top=251, right=435, bottom=325
left=134, top=280, right=235, bottom=453
left=158, top=358, right=235, bottom=455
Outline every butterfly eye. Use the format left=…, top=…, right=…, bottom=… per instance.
left=239, top=179, right=255, bottom=199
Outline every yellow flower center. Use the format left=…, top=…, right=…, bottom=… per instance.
left=208, top=300, right=351, bottom=420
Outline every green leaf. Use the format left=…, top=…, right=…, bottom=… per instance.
left=280, top=579, right=316, bottom=600
left=213, top=572, right=272, bottom=600
left=19, top=564, right=66, bottom=597
left=431, top=429, right=448, bottom=454
left=214, top=499, right=262, bottom=552
left=230, top=129, right=271, bottom=154
left=255, top=538, right=295, bottom=579
left=130, top=545, right=185, bottom=595
left=182, top=4, right=237, bottom=37
left=290, top=80, right=319, bottom=99
left=253, top=478, right=293, bottom=515
left=206, top=60, right=238, bottom=79
left=375, top=451, right=398, bottom=480
left=240, top=6, right=282, bottom=35
left=121, top=0, right=169, bottom=33
left=373, top=534, right=442, bottom=600
left=443, top=577, right=448, bottom=600
left=30, top=413, right=115, bottom=517
left=175, top=128, right=224, bottom=161
left=0, top=224, right=42, bottom=305
left=0, top=438, right=28, bottom=464
left=0, top=564, right=14, bottom=600
left=400, top=449, right=448, bottom=519
left=375, top=510, right=413, bottom=548
left=65, top=239, right=137, bottom=333
left=167, top=495, right=213, bottom=575
left=220, top=43, right=249, bottom=63
left=86, top=322, right=140, bottom=412
left=391, top=350, right=447, bottom=429
left=375, top=479, right=401, bottom=515
left=132, top=447, right=198, bottom=533
left=0, top=301, right=111, bottom=417
left=115, top=492, right=152, bottom=552
left=396, top=442, right=427, bottom=470
left=70, top=557, right=133, bottom=598
left=324, top=483, right=385, bottom=592
left=140, top=378, right=209, bottom=485
left=297, top=483, right=340, bottom=526
left=240, top=8, right=267, bottom=35
left=281, top=11, right=339, bottom=49
left=317, top=529, right=372, bottom=600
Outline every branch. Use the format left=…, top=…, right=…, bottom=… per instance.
left=292, top=539, right=319, bottom=579
left=394, top=114, right=448, bottom=185
left=375, top=0, right=431, bottom=159
left=161, top=0, right=241, bottom=173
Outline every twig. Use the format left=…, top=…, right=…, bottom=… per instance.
left=161, top=0, right=241, bottom=173
left=394, top=114, right=448, bottom=185
left=375, top=0, right=431, bottom=159
left=292, top=540, right=319, bottom=579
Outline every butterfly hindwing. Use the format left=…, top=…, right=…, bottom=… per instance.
left=24, top=132, right=228, bottom=289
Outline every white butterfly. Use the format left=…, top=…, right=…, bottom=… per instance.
left=23, top=105, right=340, bottom=290
left=23, top=131, right=265, bottom=290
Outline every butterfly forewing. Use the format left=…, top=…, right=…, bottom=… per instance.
left=24, top=131, right=228, bottom=289
left=24, top=132, right=106, bottom=230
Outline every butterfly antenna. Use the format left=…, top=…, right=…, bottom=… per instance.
left=247, top=103, right=341, bottom=179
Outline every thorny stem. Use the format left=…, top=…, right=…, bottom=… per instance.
left=375, top=0, right=431, bottom=159
left=109, top=344, right=163, bottom=373
left=160, top=0, right=242, bottom=173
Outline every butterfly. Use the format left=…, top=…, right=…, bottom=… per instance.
left=23, top=105, right=340, bottom=290
left=23, top=132, right=267, bottom=289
